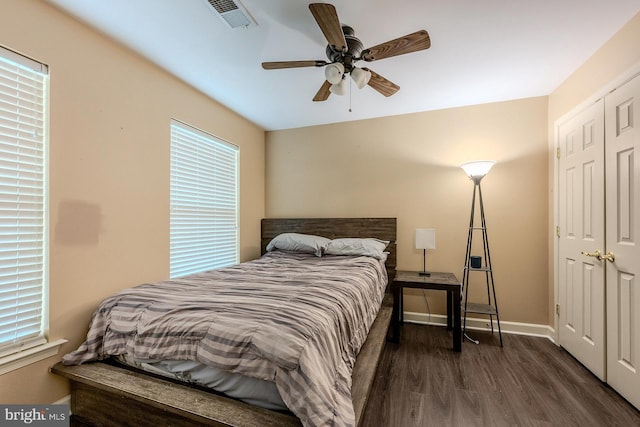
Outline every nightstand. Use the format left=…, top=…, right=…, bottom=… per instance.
left=391, top=270, right=462, bottom=352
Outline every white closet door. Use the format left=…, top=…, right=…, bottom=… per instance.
left=605, top=73, right=640, bottom=409
left=558, top=99, right=606, bottom=380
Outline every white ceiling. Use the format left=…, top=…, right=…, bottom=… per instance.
left=46, top=0, right=640, bottom=131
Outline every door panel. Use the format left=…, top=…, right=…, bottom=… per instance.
left=605, top=74, right=640, bottom=409
left=558, top=99, right=606, bottom=380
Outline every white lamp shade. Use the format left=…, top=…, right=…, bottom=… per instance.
left=324, top=63, right=345, bottom=85
left=350, top=67, right=371, bottom=89
left=460, top=160, right=496, bottom=180
left=415, top=228, right=436, bottom=250
left=329, top=78, right=347, bottom=95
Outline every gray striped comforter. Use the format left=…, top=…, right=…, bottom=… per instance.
left=63, top=251, right=388, bottom=427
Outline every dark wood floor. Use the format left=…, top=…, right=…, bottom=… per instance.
left=360, top=324, right=640, bottom=427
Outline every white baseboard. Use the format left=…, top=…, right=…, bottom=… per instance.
left=403, top=311, right=556, bottom=343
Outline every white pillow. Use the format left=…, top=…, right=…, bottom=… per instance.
left=266, top=233, right=330, bottom=257
left=324, top=238, right=390, bottom=260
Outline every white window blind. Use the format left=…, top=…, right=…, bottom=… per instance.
left=170, top=120, right=239, bottom=278
left=0, top=47, right=48, bottom=358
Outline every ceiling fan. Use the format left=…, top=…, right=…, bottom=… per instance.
left=261, top=3, right=431, bottom=101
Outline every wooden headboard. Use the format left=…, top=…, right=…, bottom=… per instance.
left=261, top=217, right=397, bottom=282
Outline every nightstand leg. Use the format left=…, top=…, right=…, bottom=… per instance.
left=453, top=288, right=462, bottom=352
left=446, top=291, right=453, bottom=330
left=391, top=282, right=400, bottom=342
left=399, top=286, right=404, bottom=325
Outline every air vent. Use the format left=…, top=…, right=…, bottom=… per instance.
left=205, top=0, right=257, bottom=29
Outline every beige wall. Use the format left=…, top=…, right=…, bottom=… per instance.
left=0, top=0, right=265, bottom=403
left=266, top=96, right=549, bottom=325
left=547, top=12, right=640, bottom=325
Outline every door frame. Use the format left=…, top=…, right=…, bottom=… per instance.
left=553, top=62, right=640, bottom=345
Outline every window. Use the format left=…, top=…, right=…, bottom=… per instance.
left=170, top=120, right=239, bottom=278
left=0, top=46, right=62, bottom=374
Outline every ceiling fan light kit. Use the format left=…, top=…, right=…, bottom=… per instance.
left=350, top=67, right=371, bottom=89
left=329, top=78, right=347, bottom=95
left=325, top=62, right=345, bottom=84
left=261, top=3, right=431, bottom=102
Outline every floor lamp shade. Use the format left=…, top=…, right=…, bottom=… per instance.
left=460, top=160, right=495, bottom=183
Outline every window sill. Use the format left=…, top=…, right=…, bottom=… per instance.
left=0, top=339, right=68, bottom=375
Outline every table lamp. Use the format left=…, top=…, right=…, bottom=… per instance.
left=415, top=228, right=436, bottom=276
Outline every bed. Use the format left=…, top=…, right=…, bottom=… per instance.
left=51, top=217, right=396, bottom=427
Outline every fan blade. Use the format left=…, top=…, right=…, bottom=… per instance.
left=262, top=60, right=327, bottom=70
left=313, top=80, right=332, bottom=102
left=363, top=68, right=400, bottom=97
left=309, top=3, right=347, bottom=51
left=362, top=30, right=431, bottom=62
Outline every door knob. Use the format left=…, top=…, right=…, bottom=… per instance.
left=581, top=250, right=602, bottom=260
left=601, top=251, right=615, bottom=262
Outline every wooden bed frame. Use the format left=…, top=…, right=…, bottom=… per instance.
left=51, top=217, right=397, bottom=427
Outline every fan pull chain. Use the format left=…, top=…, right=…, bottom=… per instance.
left=349, top=76, right=352, bottom=112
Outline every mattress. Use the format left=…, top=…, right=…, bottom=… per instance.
left=114, top=354, right=288, bottom=410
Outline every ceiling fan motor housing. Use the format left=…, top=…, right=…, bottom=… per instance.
left=325, top=25, right=363, bottom=72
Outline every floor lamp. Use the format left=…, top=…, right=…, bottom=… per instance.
left=460, top=160, right=503, bottom=347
